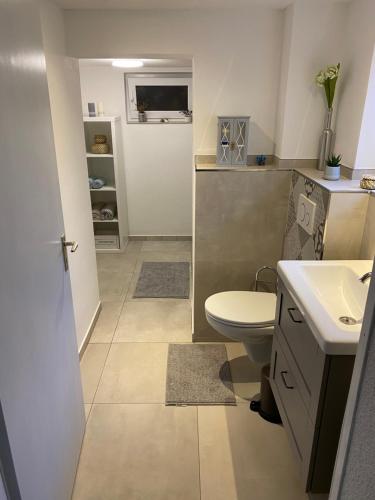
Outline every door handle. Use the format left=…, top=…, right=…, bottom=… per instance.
left=61, top=234, right=78, bottom=271
left=280, top=371, right=294, bottom=390
left=65, top=241, right=78, bottom=252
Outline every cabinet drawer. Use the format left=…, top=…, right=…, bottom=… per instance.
left=278, top=285, right=325, bottom=415
left=95, top=234, right=120, bottom=249
left=271, top=337, right=314, bottom=475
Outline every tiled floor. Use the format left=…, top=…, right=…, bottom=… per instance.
left=74, top=240, right=308, bottom=500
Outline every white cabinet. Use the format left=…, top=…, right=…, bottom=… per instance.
left=84, top=116, right=129, bottom=252
left=217, top=116, right=250, bottom=165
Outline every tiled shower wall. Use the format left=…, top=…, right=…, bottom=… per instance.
left=283, top=171, right=330, bottom=260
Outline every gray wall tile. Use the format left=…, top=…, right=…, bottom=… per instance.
left=194, top=170, right=291, bottom=341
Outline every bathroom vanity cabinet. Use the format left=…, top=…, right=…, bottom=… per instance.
left=270, top=281, right=355, bottom=494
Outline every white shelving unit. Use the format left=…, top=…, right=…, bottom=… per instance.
left=83, top=116, right=129, bottom=253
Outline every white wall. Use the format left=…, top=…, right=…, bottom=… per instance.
left=275, top=0, right=347, bottom=159
left=360, top=194, right=375, bottom=259
left=79, top=65, right=193, bottom=236
left=274, top=3, right=293, bottom=159
left=40, top=3, right=100, bottom=351
left=335, top=0, right=375, bottom=170
left=65, top=7, right=284, bottom=157
left=355, top=48, right=375, bottom=169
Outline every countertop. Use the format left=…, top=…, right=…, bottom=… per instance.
left=195, top=163, right=289, bottom=172
left=195, top=162, right=373, bottom=194
left=295, top=168, right=371, bottom=194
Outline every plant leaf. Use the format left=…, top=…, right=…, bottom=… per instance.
left=324, top=81, right=331, bottom=108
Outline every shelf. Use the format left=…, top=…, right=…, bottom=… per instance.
left=84, top=116, right=126, bottom=251
left=86, top=153, right=114, bottom=158
left=90, top=186, right=116, bottom=192
left=127, top=120, right=192, bottom=125
left=93, top=218, right=118, bottom=223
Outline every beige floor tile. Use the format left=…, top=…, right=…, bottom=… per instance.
left=198, top=405, right=307, bottom=500
left=226, top=343, right=261, bottom=403
left=72, top=404, right=200, bottom=500
left=90, top=301, right=123, bottom=343
left=96, top=252, right=138, bottom=274
left=113, top=301, right=192, bottom=343
left=95, top=343, right=168, bottom=403
left=80, top=344, right=110, bottom=404
left=124, top=240, right=143, bottom=253
left=141, top=240, right=192, bottom=253
left=84, top=404, right=91, bottom=421
left=98, top=270, right=133, bottom=302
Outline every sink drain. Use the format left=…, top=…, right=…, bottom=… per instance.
left=339, top=316, right=359, bottom=325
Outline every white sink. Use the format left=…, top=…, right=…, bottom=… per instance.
left=278, top=260, right=373, bottom=355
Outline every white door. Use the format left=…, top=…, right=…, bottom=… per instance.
left=0, top=2, right=85, bottom=500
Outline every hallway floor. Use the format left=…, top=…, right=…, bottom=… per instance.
left=73, top=241, right=308, bottom=500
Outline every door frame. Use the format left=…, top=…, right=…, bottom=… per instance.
left=0, top=403, right=21, bottom=500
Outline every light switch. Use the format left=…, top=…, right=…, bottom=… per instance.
left=297, top=194, right=316, bottom=235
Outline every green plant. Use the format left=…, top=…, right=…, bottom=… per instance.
left=327, top=153, right=342, bottom=167
left=315, top=63, right=341, bottom=109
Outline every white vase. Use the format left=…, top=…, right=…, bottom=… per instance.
left=324, top=165, right=341, bottom=181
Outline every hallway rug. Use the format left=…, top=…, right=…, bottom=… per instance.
left=166, top=344, right=236, bottom=405
left=133, top=261, right=190, bottom=298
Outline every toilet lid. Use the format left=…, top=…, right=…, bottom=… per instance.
left=205, top=291, right=276, bottom=327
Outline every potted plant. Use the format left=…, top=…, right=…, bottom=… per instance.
left=315, top=63, right=341, bottom=171
left=324, top=153, right=342, bottom=181
left=137, top=102, right=147, bottom=122
left=180, top=110, right=192, bottom=123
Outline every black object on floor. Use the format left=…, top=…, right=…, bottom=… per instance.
left=250, top=364, right=281, bottom=424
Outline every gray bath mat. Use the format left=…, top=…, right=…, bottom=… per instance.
left=134, top=262, right=190, bottom=298
left=166, top=344, right=236, bottom=405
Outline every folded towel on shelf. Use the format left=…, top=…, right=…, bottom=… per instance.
left=92, top=203, right=104, bottom=220
left=88, top=177, right=94, bottom=189
left=91, top=177, right=106, bottom=189
left=100, top=203, right=117, bottom=220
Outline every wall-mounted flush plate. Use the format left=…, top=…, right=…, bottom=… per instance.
left=297, top=194, right=316, bottom=235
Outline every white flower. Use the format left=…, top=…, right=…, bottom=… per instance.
left=315, top=70, right=326, bottom=87
left=325, top=64, right=340, bottom=80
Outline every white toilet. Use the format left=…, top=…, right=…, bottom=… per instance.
left=205, top=290, right=276, bottom=364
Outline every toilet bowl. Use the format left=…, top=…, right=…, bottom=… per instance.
left=205, top=291, right=276, bottom=364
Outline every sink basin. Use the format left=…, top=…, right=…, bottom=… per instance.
left=278, top=260, right=373, bottom=355
left=300, top=264, right=368, bottom=323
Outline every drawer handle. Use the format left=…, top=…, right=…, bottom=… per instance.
left=281, top=371, right=294, bottom=390
left=287, top=307, right=304, bottom=324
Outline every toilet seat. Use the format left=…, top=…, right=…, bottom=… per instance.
left=205, top=291, right=276, bottom=327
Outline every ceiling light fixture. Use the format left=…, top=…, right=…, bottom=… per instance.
left=112, top=59, right=144, bottom=68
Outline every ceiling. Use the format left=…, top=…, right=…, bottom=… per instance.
left=54, top=0, right=295, bottom=10
left=56, top=0, right=351, bottom=10
left=79, top=58, right=192, bottom=68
